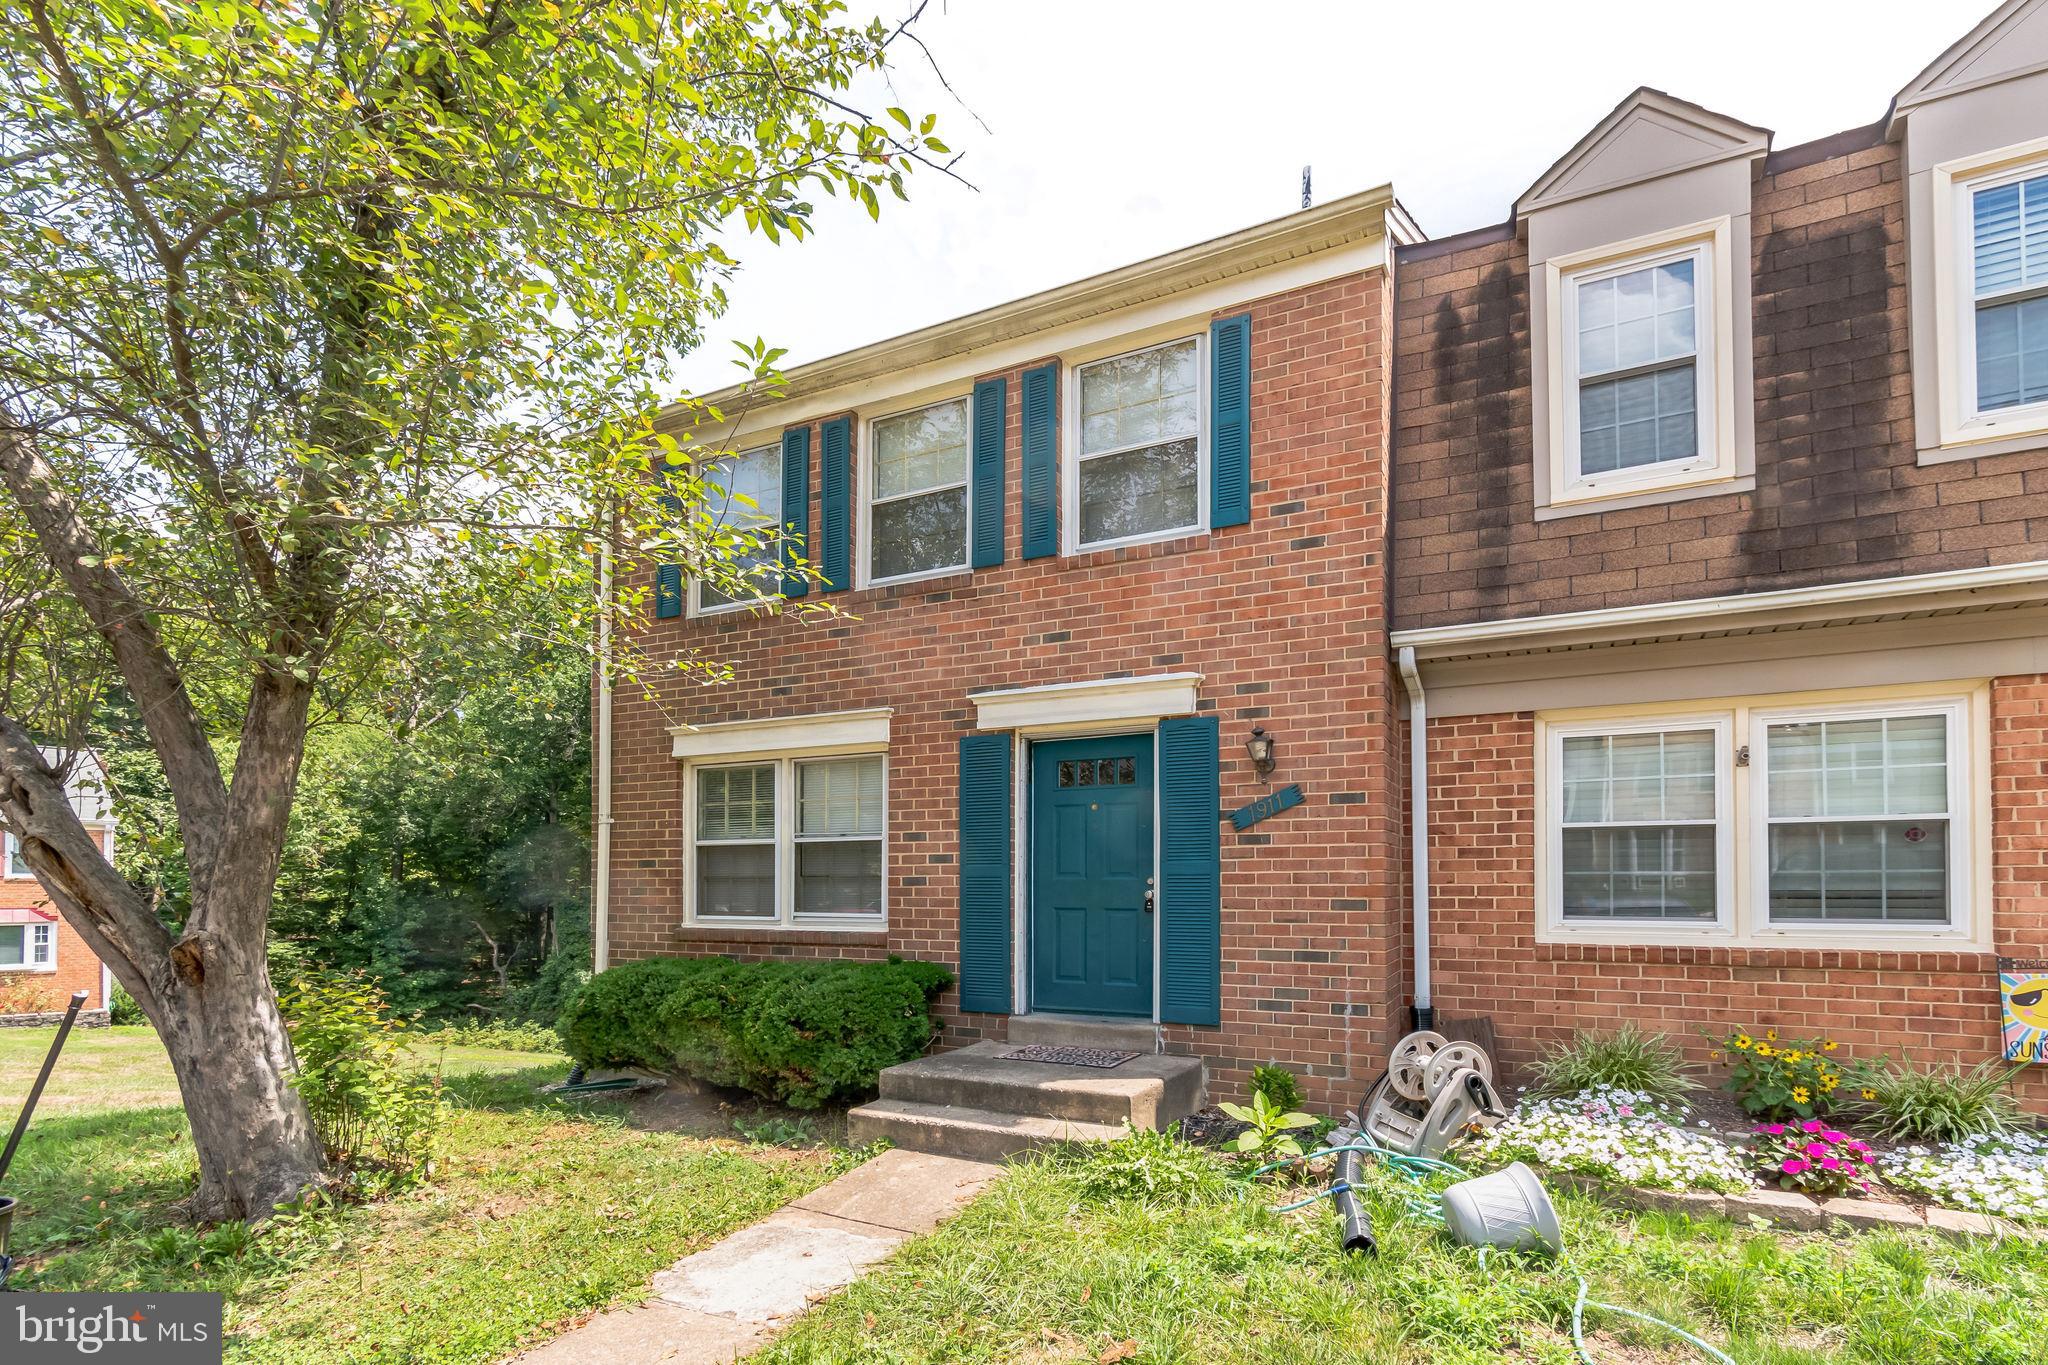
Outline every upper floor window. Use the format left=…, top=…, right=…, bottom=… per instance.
left=1070, top=337, right=1204, bottom=550
left=0, top=923, right=54, bottom=969
left=694, top=443, right=783, bottom=613
left=1562, top=243, right=1716, bottom=497
left=4, top=832, right=30, bottom=879
left=867, top=397, right=969, bottom=585
left=1968, top=167, right=2048, bottom=416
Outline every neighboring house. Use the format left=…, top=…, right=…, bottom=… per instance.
left=1, top=752, right=115, bottom=1022
left=1390, top=0, right=2048, bottom=1112
left=600, top=186, right=1420, bottom=1118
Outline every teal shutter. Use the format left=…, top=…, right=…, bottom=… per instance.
left=820, top=415, right=851, bottom=592
left=655, top=470, right=684, bottom=617
left=957, top=734, right=1013, bottom=1014
left=1020, top=363, right=1058, bottom=559
left=780, top=426, right=811, bottom=598
left=654, top=563, right=683, bottom=618
left=1210, top=313, right=1251, bottom=529
left=970, top=377, right=1007, bottom=569
left=1158, top=715, right=1221, bottom=1026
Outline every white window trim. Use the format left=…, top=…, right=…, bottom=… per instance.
left=1539, top=713, right=1735, bottom=941
left=1541, top=217, right=1741, bottom=508
left=688, top=442, right=786, bottom=618
left=0, top=922, right=57, bottom=974
left=1930, top=136, right=2048, bottom=454
left=858, top=395, right=974, bottom=591
left=972, top=672, right=1201, bottom=733
left=1747, top=695, right=1974, bottom=943
left=1536, top=683, right=1991, bottom=951
left=681, top=748, right=888, bottom=932
left=3, top=832, right=33, bottom=879
left=1062, top=333, right=1209, bottom=555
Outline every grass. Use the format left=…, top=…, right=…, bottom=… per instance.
left=1845, top=1057, right=2027, bottom=1142
left=0, top=1025, right=858, bottom=1364
left=759, top=1138, right=2048, bottom=1365
left=1530, top=1023, right=1699, bottom=1105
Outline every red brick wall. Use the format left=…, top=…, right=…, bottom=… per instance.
left=1392, top=137, right=2048, bottom=633
left=0, top=825, right=110, bottom=1015
left=606, top=268, right=1404, bottom=1108
left=1422, top=677, right=2048, bottom=1115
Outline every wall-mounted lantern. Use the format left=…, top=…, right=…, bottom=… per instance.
left=1245, top=725, right=1276, bottom=780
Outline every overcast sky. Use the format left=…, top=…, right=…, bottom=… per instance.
left=672, top=0, right=1973, bottom=395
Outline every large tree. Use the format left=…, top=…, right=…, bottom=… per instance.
left=0, top=0, right=951, bottom=1220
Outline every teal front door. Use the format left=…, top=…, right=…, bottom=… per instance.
left=1030, top=735, right=1155, bottom=1017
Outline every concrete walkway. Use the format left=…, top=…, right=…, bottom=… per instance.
left=511, top=1148, right=1000, bottom=1364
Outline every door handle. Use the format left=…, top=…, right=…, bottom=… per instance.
left=1143, top=890, right=1155, bottom=915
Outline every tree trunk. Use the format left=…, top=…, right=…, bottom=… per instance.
left=148, top=936, right=324, bottom=1222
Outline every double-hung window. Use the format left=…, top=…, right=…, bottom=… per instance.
left=1071, top=337, right=1204, bottom=550
left=1967, top=166, right=2048, bottom=417
left=0, top=923, right=54, bottom=969
left=1557, top=725, right=1722, bottom=923
left=868, top=397, right=969, bottom=584
left=1757, top=706, right=1958, bottom=927
left=1564, top=246, right=1711, bottom=491
left=694, top=443, right=784, bottom=612
left=690, top=754, right=885, bottom=927
left=3, top=832, right=29, bottom=878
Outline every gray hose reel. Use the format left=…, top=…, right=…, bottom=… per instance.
left=1360, top=1029, right=1508, bottom=1158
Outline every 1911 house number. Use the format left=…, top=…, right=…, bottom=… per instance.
left=1229, top=784, right=1305, bottom=832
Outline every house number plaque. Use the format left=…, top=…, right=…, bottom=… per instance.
left=1228, top=784, right=1305, bottom=832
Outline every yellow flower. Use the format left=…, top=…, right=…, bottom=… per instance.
left=1792, top=1086, right=1811, bottom=1103
left=1861, top=1089, right=1878, bottom=1101
left=1783, top=1049, right=1804, bottom=1062
left=1756, top=1044, right=1776, bottom=1057
left=1820, top=1075, right=1838, bottom=1091
left=1823, top=1040, right=1838, bottom=1052
left=1733, top=1036, right=1753, bottom=1050
left=1766, top=1030, right=1777, bottom=1042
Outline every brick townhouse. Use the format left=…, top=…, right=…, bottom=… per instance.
left=1, top=753, right=114, bottom=1022
left=1389, top=0, right=2048, bottom=1112
left=596, top=186, right=1423, bottom=1133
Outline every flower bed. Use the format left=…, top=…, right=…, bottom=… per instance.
left=1469, top=1087, right=1753, bottom=1193
left=1877, top=1132, right=2048, bottom=1223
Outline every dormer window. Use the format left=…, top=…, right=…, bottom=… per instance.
left=1568, top=249, right=1707, bottom=485
left=1966, top=166, right=2048, bottom=417
left=1542, top=219, right=1741, bottom=509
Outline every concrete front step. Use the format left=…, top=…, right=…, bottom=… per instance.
left=1005, top=1013, right=1161, bottom=1053
left=846, top=1098, right=1129, bottom=1163
left=878, top=1040, right=1205, bottom=1128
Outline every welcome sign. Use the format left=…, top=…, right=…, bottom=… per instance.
left=2000, top=957, right=2048, bottom=1064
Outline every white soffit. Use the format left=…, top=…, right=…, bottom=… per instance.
left=669, top=708, right=891, bottom=759
left=1517, top=87, right=1771, bottom=216
left=1892, top=0, right=2048, bottom=129
left=1391, top=559, right=2048, bottom=662
left=972, top=673, right=1202, bottom=732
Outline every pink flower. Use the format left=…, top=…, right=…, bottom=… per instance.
left=1801, top=1119, right=1825, bottom=1133
left=1763, top=1124, right=1787, bottom=1136
left=1782, top=1158, right=1811, bottom=1174
left=1823, top=1130, right=1845, bottom=1143
left=1804, top=1142, right=1829, bottom=1159
left=1617, top=1105, right=1635, bottom=1117
left=1819, top=1156, right=1842, bottom=1170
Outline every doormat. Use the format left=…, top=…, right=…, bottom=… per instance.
left=997, top=1044, right=1139, bottom=1069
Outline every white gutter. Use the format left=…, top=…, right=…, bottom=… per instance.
left=592, top=541, right=614, bottom=973
left=1396, top=646, right=1432, bottom=1029
left=1390, top=557, right=2048, bottom=658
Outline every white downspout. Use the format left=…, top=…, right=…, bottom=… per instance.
left=593, top=540, right=614, bottom=973
left=1396, top=646, right=1431, bottom=1029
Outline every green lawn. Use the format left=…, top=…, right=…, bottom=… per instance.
left=760, top=1139, right=2048, bottom=1365
left=0, top=1025, right=855, bottom=1364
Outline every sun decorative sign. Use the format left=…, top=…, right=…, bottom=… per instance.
left=2000, top=957, right=2048, bottom=1064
